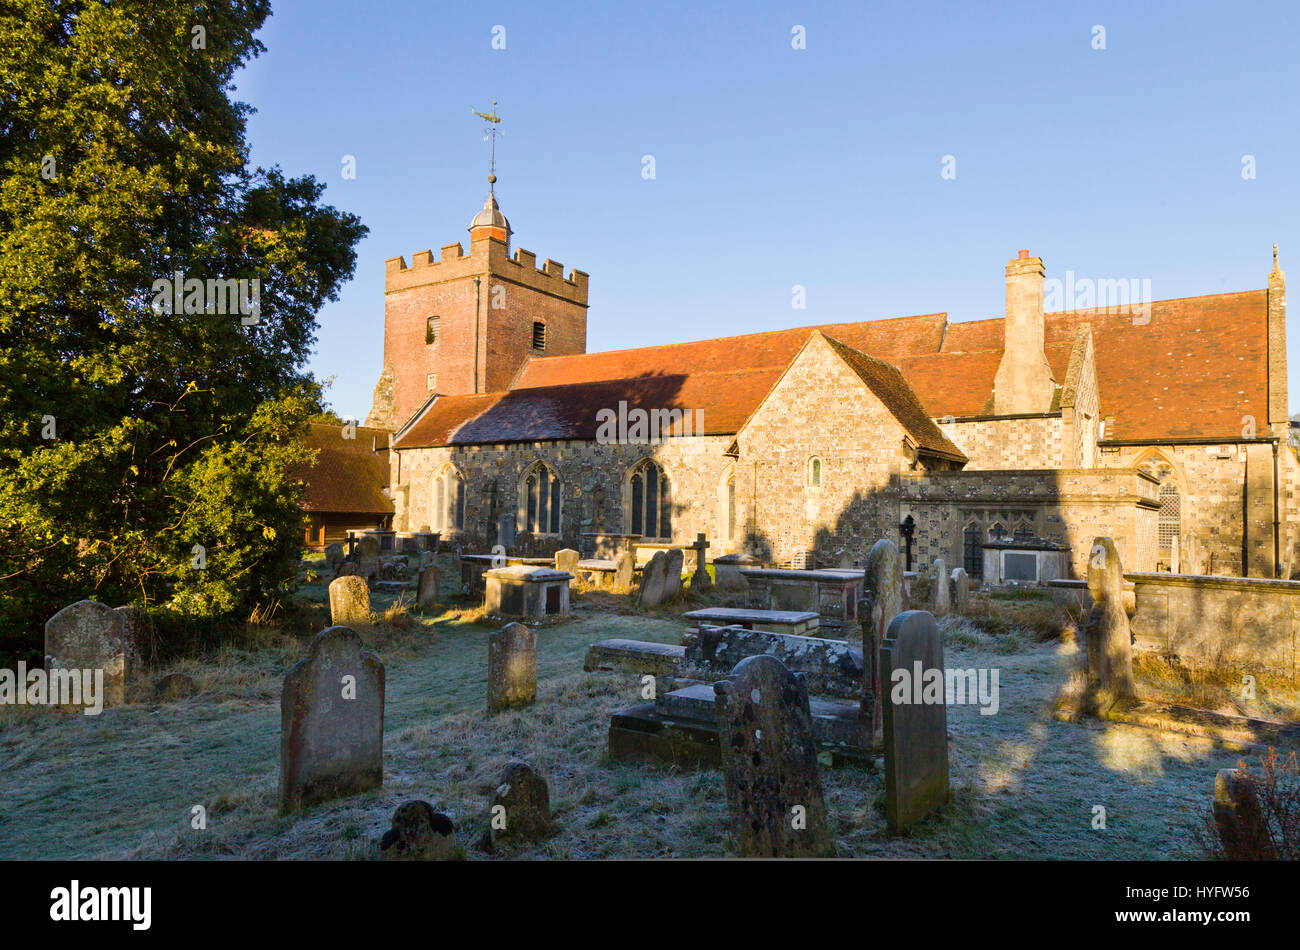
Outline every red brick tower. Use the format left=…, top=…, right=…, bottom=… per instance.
left=365, top=184, right=588, bottom=430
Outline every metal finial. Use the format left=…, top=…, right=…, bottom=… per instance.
left=472, top=100, right=503, bottom=195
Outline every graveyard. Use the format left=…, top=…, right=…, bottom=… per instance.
left=3, top=536, right=1295, bottom=862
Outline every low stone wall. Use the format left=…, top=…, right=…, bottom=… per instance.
left=1049, top=573, right=1300, bottom=676
left=1127, top=572, right=1300, bottom=677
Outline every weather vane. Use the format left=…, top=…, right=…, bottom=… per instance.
left=472, top=100, right=503, bottom=194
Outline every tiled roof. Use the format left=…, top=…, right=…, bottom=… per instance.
left=393, top=290, right=1269, bottom=448
left=295, top=423, right=394, bottom=514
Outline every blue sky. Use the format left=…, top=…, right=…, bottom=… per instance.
left=235, top=0, right=1300, bottom=421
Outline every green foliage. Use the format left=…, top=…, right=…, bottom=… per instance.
left=0, top=1, right=367, bottom=660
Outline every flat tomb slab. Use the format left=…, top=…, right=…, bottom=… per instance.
left=682, top=607, right=820, bottom=633
left=739, top=568, right=865, bottom=582
left=583, top=639, right=685, bottom=677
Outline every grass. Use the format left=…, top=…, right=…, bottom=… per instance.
left=0, top=566, right=1271, bottom=860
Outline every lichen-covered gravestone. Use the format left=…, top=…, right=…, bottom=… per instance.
left=554, top=548, right=580, bottom=578
left=880, top=610, right=950, bottom=835
left=929, top=557, right=949, bottom=617
left=860, top=538, right=904, bottom=745
left=487, top=761, right=552, bottom=846
left=379, top=801, right=458, bottom=860
left=325, top=543, right=345, bottom=576
left=417, top=565, right=440, bottom=611
left=1083, top=537, right=1136, bottom=715
left=613, top=550, right=636, bottom=592
left=279, top=626, right=385, bottom=811
left=637, top=550, right=669, bottom=607
left=45, top=600, right=126, bottom=707
left=487, top=622, right=537, bottom=713
left=328, top=575, right=371, bottom=626
left=713, top=654, right=834, bottom=857
left=950, top=567, right=970, bottom=613
left=665, top=545, right=686, bottom=597
left=356, top=535, right=381, bottom=580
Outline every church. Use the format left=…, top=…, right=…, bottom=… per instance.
left=359, top=183, right=1297, bottom=583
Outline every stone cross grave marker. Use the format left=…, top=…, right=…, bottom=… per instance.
left=880, top=610, right=950, bottom=835
left=690, top=532, right=712, bottom=589
left=279, top=626, right=385, bottom=811
left=713, top=654, right=834, bottom=857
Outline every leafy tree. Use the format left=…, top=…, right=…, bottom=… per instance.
left=0, top=1, right=367, bottom=659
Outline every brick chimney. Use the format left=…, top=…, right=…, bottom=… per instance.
left=992, top=249, right=1056, bottom=414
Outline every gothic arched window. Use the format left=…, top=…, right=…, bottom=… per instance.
left=431, top=465, right=465, bottom=533
left=521, top=462, right=561, bottom=535
left=629, top=459, right=671, bottom=540
left=964, top=523, right=983, bottom=579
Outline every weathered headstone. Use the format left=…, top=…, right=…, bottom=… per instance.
left=880, top=610, right=950, bottom=835
left=115, top=604, right=148, bottom=671
left=1083, top=537, right=1136, bottom=714
left=417, top=565, right=441, bottom=611
left=613, top=550, right=636, bottom=591
left=356, top=535, right=380, bottom=580
left=1213, top=768, right=1275, bottom=860
left=690, top=533, right=712, bottom=590
left=714, top=552, right=757, bottom=591
left=487, top=761, right=552, bottom=845
left=418, top=550, right=434, bottom=570
left=929, top=557, right=949, bottom=617
left=279, top=626, right=385, bottom=811
left=713, top=654, right=834, bottom=857
left=637, top=550, right=669, bottom=608
left=950, top=567, right=970, bottom=613
left=487, top=622, right=537, bottom=713
left=45, top=600, right=126, bottom=707
left=661, top=548, right=685, bottom=600
left=379, top=801, right=458, bottom=860
left=328, top=575, right=371, bottom=626
left=325, top=543, right=345, bottom=575
left=554, top=548, right=580, bottom=578
left=860, top=539, right=904, bottom=745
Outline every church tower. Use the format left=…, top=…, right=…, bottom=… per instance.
left=365, top=115, right=588, bottom=430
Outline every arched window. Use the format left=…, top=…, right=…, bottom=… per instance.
left=807, top=456, right=822, bottom=488
left=988, top=523, right=1008, bottom=542
left=963, top=523, right=983, bottom=579
left=431, top=465, right=465, bottom=533
left=1013, top=522, right=1034, bottom=543
left=521, top=462, right=562, bottom=535
left=426, top=315, right=440, bottom=346
left=628, top=459, right=671, bottom=540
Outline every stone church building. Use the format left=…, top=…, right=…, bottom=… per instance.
left=362, top=188, right=1297, bottom=582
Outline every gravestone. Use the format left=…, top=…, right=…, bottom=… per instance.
left=713, top=654, right=834, bottom=857
left=554, top=548, right=580, bottom=578
left=1213, top=768, right=1275, bottom=860
left=929, top=557, right=949, bottom=617
left=379, top=801, right=458, bottom=860
left=356, top=535, right=381, bottom=580
left=613, top=550, right=636, bottom=591
left=45, top=600, right=126, bottom=707
left=418, top=550, right=434, bottom=570
left=328, top=575, right=371, bottom=626
left=337, top=561, right=362, bottom=578
left=714, top=552, right=757, bottom=591
left=487, top=622, right=537, bottom=713
left=487, top=761, right=552, bottom=845
left=880, top=610, right=950, bottom=835
left=950, top=567, right=970, bottom=613
left=279, top=626, right=385, bottom=810
left=1083, top=537, right=1136, bottom=714
left=417, top=565, right=440, bottom=611
left=690, top=533, right=712, bottom=589
left=637, top=550, right=669, bottom=608
left=860, top=539, right=904, bottom=745
left=325, top=543, right=345, bottom=575
left=661, top=548, right=685, bottom=601
left=115, top=604, right=148, bottom=671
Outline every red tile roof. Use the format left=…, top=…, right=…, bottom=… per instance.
left=393, top=290, right=1269, bottom=448
left=295, top=423, right=394, bottom=514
